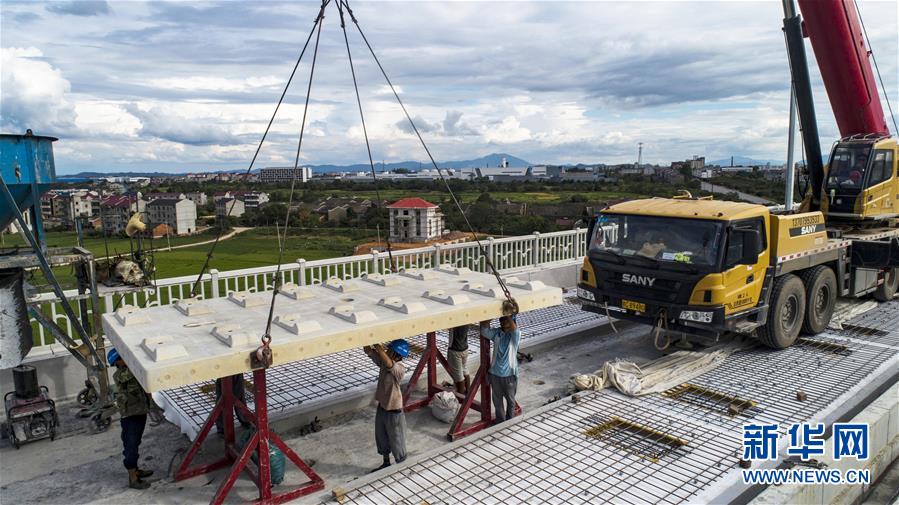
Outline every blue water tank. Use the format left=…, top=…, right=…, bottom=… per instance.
left=0, top=131, right=58, bottom=232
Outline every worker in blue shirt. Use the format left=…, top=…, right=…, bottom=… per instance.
left=479, top=315, right=521, bottom=423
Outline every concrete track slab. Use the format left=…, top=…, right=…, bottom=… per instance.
left=102, top=268, right=562, bottom=392
left=155, top=296, right=606, bottom=439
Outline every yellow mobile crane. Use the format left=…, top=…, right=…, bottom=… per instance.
left=577, top=0, right=899, bottom=349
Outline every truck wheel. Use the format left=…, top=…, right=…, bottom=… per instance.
left=873, top=267, right=898, bottom=302
left=757, top=274, right=805, bottom=349
left=800, top=266, right=837, bottom=335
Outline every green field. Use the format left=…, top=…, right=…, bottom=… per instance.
left=147, top=227, right=375, bottom=278
left=11, top=227, right=377, bottom=289
left=309, top=189, right=642, bottom=204
left=0, top=229, right=219, bottom=257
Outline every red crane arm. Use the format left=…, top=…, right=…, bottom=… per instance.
left=797, top=0, right=890, bottom=137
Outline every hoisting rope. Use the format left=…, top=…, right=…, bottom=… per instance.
left=652, top=308, right=671, bottom=351
left=336, top=0, right=397, bottom=273
left=341, top=0, right=518, bottom=314
left=853, top=0, right=899, bottom=135
left=188, top=0, right=331, bottom=299
left=260, top=0, right=327, bottom=356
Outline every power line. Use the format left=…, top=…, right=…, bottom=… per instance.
left=853, top=0, right=898, bottom=134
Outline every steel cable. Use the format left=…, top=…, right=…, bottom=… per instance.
left=341, top=0, right=516, bottom=308
left=189, top=0, right=331, bottom=298
left=336, top=0, right=397, bottom=273
left=262, top=0, right=328, bottom=344
left=853, top=0, right=898, bottom=135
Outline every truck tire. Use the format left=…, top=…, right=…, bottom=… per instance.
left=800, top=266, right=837, bottom=335
left=873, top=267, right=898, bottom=302
left=757, top=274, right=805, bottom=349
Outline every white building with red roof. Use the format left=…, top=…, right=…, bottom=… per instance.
left=387, top=197, right=444, bottom=243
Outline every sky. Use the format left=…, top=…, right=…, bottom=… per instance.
left=1, top=0, right=897, bottom=175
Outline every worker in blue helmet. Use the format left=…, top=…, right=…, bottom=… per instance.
left=363, top=339, right=409, bottom=471
left=107, top=348, right=153, bottom=489
left=480, top=314, right=521, bottom=423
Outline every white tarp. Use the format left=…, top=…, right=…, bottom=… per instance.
left=570, top=345, right=740, bottom=396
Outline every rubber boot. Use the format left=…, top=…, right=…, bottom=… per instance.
left=454, top=381, right=467, bottom=395
left=371, top=456, right=391, bottom=473
left=128, top=468, right=150, bottom=490
left=136, top=468, right=154, bottom=478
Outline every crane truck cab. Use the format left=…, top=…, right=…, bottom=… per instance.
left=578, top=197, right=899, bottom=350
left=820, top=135, right=899, bottom=220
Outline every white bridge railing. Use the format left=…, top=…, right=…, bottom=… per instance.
left=27, top=228, right=590, bottom=351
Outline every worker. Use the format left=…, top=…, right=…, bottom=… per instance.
left=108, top=348, right=153, bottom=490
left=846, top=153, right=867, bottom=185
left=214, top=374, right=251, bottom=434
left=638, top=234, right=667, bottom=258
left=363, top=339, right=409, bottom=471
left=480, top=315, right=521, bottom=423
left=447, top=325, right=471, bottom=394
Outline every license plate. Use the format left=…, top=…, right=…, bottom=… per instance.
left=621, top=299, right=646, bottom=312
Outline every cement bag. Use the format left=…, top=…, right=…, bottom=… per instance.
left=237, top=428, right=286, bottom=485
left=430, top=391, right=460, bottom=423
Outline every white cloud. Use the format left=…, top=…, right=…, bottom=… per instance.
left=147, top=75, right=282, bottom=93
left=483, top=116, right=531, bottom=144
left=1, top=1, right=895, bottom=172
left=124, top=103, right=243, bottom=146
left=0, top=47, right=77, bottom=133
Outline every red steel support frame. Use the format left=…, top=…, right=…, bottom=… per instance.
left=402, top=331, right=520, bottom=441
left=175, top=371, right=324, bottom=505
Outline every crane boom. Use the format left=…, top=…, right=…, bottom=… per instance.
left=781, top=0, right=825, bottom=209
left=797, top=0, right=890, bottom=138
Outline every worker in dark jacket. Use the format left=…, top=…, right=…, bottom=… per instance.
left=447, top=325, right=471, bottom=394
left=363, top=339, right=409, bottom=472
left=108, top=348, right=153, bottom=489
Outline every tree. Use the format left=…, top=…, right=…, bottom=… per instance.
left=294, top=207, right=320, bottom=228
left=568, top=194, right=588, bottom=203
left=476, top=191, right=494, bottom=204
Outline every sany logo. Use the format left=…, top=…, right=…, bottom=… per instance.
left=622, top=273, right=656, bottom=286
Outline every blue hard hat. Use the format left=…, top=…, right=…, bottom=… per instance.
left=387, top=339, right=410, bottom=358
left=107, top=348, right=121, bottom=366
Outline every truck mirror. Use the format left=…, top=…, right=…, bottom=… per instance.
left=586, top=216, right=597, bottom=248
left=740, top=230, right=761, bottom=265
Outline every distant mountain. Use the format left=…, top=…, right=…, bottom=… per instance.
left=61, top=153, right=532, bottom=178
left=709, top=156, right=783, bottom=167
left=61, top=171, right=180, bottom=178
left=308, top=153, right=531, bottom=173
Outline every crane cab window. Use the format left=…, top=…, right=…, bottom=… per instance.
left=828, top=144, right=872, bottom=188
left=866, top=150, right=893, bottom=187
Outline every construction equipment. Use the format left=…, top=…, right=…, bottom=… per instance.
left=577, top=0, right=897, bottom=349
left=98, top=212, right=154, bottom=287
left=1, top=130, right=117, bottom=431
left=579, top=199, right=897, bottom=349
left=4, top=365, right=58, bottom=449
left=785, top=0, right=898, bottom=220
